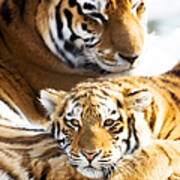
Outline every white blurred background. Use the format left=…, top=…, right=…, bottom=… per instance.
left=147, top=0, right=180, bottom=35
left=130, top=0, right=180, bottom=76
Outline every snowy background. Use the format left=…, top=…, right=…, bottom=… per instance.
left=147, top=0, right=180, bottom=35
left=130, top=0, right=180, bottom=76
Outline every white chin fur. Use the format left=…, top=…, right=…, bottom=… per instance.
left=77, top=167, right=104, bottom=179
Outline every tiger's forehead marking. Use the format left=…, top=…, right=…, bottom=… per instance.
left=65, top=89, right=121, bottom=123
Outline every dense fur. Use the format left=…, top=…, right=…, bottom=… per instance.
left=36, top=0, right=146, bottom=73
left=0, top=0, right=147, bottom=121
left=40, top=61, right=180, bottom=179
left=0, top=125, right=86, bottom=180
left=0, top=0, right=148, bottom=179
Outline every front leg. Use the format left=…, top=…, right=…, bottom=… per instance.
left=111, top=140, right=180, bottom=180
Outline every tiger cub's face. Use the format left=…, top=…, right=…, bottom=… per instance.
left=37, top=0, right=146, bottom=73
left=40, top=85, right=152, bottom=179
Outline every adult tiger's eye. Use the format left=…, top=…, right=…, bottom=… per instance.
left=71, top=119, right=80, bottom=127
left=104, top=119, right=114, bottom=127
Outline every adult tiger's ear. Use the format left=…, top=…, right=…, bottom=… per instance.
left=125, top=89, right=152, bottom=111
left=40, top=89, right=67, bottom=115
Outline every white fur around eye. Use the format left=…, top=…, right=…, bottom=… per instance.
left=65, top=101, right=83, bottom=126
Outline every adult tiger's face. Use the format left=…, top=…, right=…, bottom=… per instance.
left=37, top=0, right=146, bottom=73
left=40, top=85, right=152, bottom=179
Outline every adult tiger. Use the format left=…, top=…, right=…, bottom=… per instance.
left=0, top=0, right=147, bottom=127
left=40, top=61, right=180, bottom=179
left=0, top=0, right=146, bottom=92
left=0, top=0, right=147, bottom=179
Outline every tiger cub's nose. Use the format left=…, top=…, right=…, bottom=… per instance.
left=81, top=150, right=99, bottom=162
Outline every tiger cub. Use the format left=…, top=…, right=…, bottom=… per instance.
left=40, top=61, right=180, bottom=179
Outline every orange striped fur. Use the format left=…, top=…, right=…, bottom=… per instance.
left=40, top=61, right=180, bottom=180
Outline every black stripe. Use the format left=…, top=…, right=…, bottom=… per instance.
left=149, top=101, right=156, bottom=131
left=0, top=29, right=12, bottom=52
left=69, top=0, right=76, bottom=7
left=72, top=94, right=87, bottom=103
left=40, top=165, right=50, bottom=180
left=159, top=77, right=180, bottom=88
left=49, top=30, right=75, bottom=68
left=124, top=116, right=139, bottom=154
left=27, top=167, right=35, bottom=180
left=83, top=3, right=96, bottom=10
left=174, top=137, right=180, bottom=141
left=126, top=89, right=148, bottom=97
left=15, top=127, right=45, bottom=132
left=51, top=122, right=55, bottom=137
left=63, top=9, right=82, bottom=53
left=38, top=146, right=63, bottom=159
left=56, top=1, right=63, bottom=39
left=111, top=126, right=123, bottom=134
left=117, top=99, right=123, bottom=108
left=64, top=40, right=76, bottom=53
left=88, top=12, right=107, bottom=23
left=64, top=9, right=73, bottom=28
left=131, top=115, right=139, bottom=152
left=63, top=143, right=71, bottom=151
left=156, top=145, right=172, bottom=166
left=0, top=0, right=12, bottom=25
left=56, top=121, right=60, bottom=136
left=13, top=0, right=26, bottom=18
left=123, top=117, right=131, bottom=152
left=0, top=134, right=53, bottom=145
left=0, top=95, right=22, bottom=118
left=0, top=163, right=19, bottom=180
left=164, top=125, right=176, bottom=139
left=0, top=124, right=45, bottom=133
left=70, top=34, right=79, bottom=41
left=0, top=29, right=5, bottom=45
left=63, top=8, right=81, bottom=42
left=168, top=90, right=180, bottom=105
left=63, top=117, right=74, bottom=130
left=76, top=2, right=83, bottom=15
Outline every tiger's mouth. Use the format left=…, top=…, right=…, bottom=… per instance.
left=77, top=165, right=105, bottom=179
left=76, top=163, right=116, bottom=179
left=76, top=52, right=137, bottom=74
left=95, top=59, right=133, bottom=73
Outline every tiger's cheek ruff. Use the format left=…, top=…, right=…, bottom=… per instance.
left=52, top=100, right=83, bottom=154
left=97, top=102, right=140, bottom=158
left=47, top=0, right=105, bottom=71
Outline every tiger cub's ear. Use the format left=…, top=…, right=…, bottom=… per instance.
left=125, top=89, right=152, bottom=111
left=40, top=89, right=66, bottom=115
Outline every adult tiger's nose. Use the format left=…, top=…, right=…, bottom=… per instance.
left=81, top=150, right=100, bottom=162
left=118, top=53, right=139, bottom=65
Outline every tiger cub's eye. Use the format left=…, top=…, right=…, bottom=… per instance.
left=70, top=119, right=80, bottom=127
left=104, top=119, right=114, bottom=127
